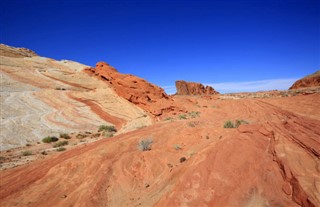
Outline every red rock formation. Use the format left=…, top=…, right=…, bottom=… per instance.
left=289, top=70, right=320, bottom=89
left=175, top=80, right=219, bottom=95
left=84, top=62, right=184, bottom=116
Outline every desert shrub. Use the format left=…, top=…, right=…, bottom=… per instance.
left=56, top=147, right=66, bottom=152
left=102, top=131, right=114, bottom=138
left=98, top=125, right=117, bottom=133
left=41, top=151, right=48, bottom=155
left=164, top=117, right=173, bottom=121
left=235, top=119, right=249, bottom=128
left=188, top=121, right=200, bottom=127
left=60, top=133, right=71, bottom=139
left=22, top=151, right=32, bottom=156
left=26, top=143, right=32, bottom=147
left=42, top=136, right=59, bottom=143
left=178, top=114, right=187, bottom=120
left=189, top=111, right=200, bottom=118
left=138, top=138, right=153, bottom=151
left=53, top=141, right=68, bottom=148
left=173, top=144, right=181, bottom=150
left=224, top=120, right=235, bottom=128
left=224, top=120, right=249, bottom=128
left=76, top=134, right=87, bottom=139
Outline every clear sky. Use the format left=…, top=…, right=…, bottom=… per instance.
left=1, top=0, right=319, bottom=93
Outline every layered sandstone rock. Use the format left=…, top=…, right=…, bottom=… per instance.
left=84, top=62, right=185, bottom=116
left=175, top=80, right=219, bottom=95
left=0, top=44, right=38, bottom=58
left=0, top=45, right=151, bottom=150
left=289, top=70, right=320, bottom=89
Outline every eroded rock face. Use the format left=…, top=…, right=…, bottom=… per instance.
left=289, top=71, right=320, bottom=89
left=84, top=62, right=185, bottom=116
left=175, top=80, right=219, bottom=95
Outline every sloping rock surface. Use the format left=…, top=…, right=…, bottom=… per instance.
left=289, top=70, right=320, bottom=89
left=1, top=94, right=319, bottom=207
left=0, top=45, right=151, bottom=150
left=0, top=44, right=38, bottom=58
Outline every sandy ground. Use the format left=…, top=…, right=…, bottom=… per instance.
left=1, top=93, right=319, bottom=207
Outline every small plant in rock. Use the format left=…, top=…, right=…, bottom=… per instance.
left=22, top=151, right=32, bottom=156
left=178, top=114, right=187, bottom=120
left=53, top=141, right=68, bottom=148
left=56, top=147, right=66, bottom=152
left=224, top=120, right=249, bottom=128
left=188, top=121, right=200, bottom=127
left=138, top=138, right=153, bottom=151
left=164, top=117, right=173, bottom=121
left=189, top=111, right=200, bottom=118
left=76, top=134, right=87, bottom=139
left=42, top=136, right=59, bottom=143
left=173, top=144, right=182, bottom=150
left=224, top=120, right=235, bottom=128
left=98, top=125, right=117, bottom=133
left=235, top=119, right=249, bottom=128
left=60, top=133, right=71, bottom=139
left=102, top=131, right=114, bottom=138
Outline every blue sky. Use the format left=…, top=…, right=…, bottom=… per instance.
left=1, top=0, right=319, bottom=93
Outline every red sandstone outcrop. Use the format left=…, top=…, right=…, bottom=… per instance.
left=175, top=80, right=219, bottom=95
left=289, top=70, right=320, bottom=89
left=84, top=62, right=184, bottom=116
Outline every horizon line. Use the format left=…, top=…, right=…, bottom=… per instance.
left=162, top=78, right=298, bottom=94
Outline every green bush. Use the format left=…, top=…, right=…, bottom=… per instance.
left=53, top=141, right=68, bottom=148
left=164, top=117, right=173, bottom=121
left=98, top=125, right=117, bottom=133
left=22, top=151, right=32, bottom=156
left=42, top=136, right=59, bottom=143
left=138, top=138, right=153, bottom=151
left=76, top=134, right=87, bottom=139
left=224, top=120, right=235, bottom=128
left=56, top=147, right=66, bottom=152
left=224, top=120, right=249, bottom=128
left=60, top=133, right=71, bottom=139
left=188, top=111, right=200, bottom=118
left=235, top=119, right=249, bottom=128
left=178, top=114, right=187, bottom=120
